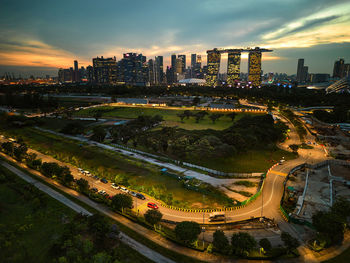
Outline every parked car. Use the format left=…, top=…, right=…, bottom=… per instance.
left=100, top=178, right=108, bottom=184
left=129, top=191, right=137, bottom=197
left=120, top=187, right=129, bottom=193
left=98, top=190, right=106, bottom=195
left=111, top=183, right=120, bottom=190
left=136, top=193, right=146, bottom=200
left=93, top=175, right=100, bottom=180
left=78, top=168, right=84, bottom=173
left=91, top=187, right=98, bottom=192
left=147, top=202, right=158, bottom=209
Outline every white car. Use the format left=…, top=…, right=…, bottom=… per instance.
left=120, top=187, right=129, bottom=193
left=84, top=171, right=91, bottom=176
left=98, top=190, right=106, bottom=195
left=111, top=183, right=120, bottom=190
left=78, top=168, right=84, bottom=173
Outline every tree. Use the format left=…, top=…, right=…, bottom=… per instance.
left=192, top=97, right=200, bottom=106
left=175, top=221, right=201, bottom=244
left=209, top=113, right=223, bottom=124
left=231, top=232, right=257, bottom=256
left=259, top=238, right=272, bottom=252
left=76, top=178, right=89, bottom=193
left=227, top=112, right=237, bottom=122
left=331, top=197, right=350, bottom=221
left=281, top=232, right=299, bottom=253
left=88, top=214, right=110, bottom=245
left=312, top=211, right=345, bottom=246
left=111, top=194, right=133, bottom=212
left=93, top=111, right=103, bottom=122
left=62, top=171, right=74, bottom=186
left=177, top=113, right=186, bottom=123
left=289, top=144, right=299, bottom=153
left=183, top=110, right=192, bottom=119
left=41, top=162, right=61, bottom=177
left=92, top=252, right=112, bottom=263
left=1, top=141, right=14, bottom=156
left=60, top=122, right=84, bottom=135
left=212, top=230, right=230, bottom=254
left=13, top=144, right=28, bottom=161
left=144, top=209, right=163, bottom=228
left=91, top=127, right=106, bottom=142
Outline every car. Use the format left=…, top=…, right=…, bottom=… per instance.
left=83, top=170, right=91, bottom=176
left=147, top=202, right=158, bottom=209
left=120, top=187, right=129, bottom=193
left=136, top=193, right=146, bottom=200
left=91, top=187, right=98, bottom=192
left=98, top=190, right=106, bottom=195
left=129, top=191, right=137, bottom=197
left=111, top=183, right=120, bottom=190
left=78, top=168, right=84, bottom=173
left=100, top=178, right=108, bottom=184
left=93, top=175, right=100, bottom=180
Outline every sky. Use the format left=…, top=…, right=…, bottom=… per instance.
left=0, top=0, right=350, bottom=77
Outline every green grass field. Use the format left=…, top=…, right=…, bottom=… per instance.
left=40, top=117, right=94, bottom=132
left=196, top=149, right=296, bottom=173
left=0, top=165, right=76, bottom=262
left=1, top=127, right=227, bottom=208
left=74, top=105, right=260, bottom=130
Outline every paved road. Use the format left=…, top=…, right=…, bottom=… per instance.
left=0, top=159, right=175, bottom=263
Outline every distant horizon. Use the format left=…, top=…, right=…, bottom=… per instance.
left=1, top=0, right=350, bottom=77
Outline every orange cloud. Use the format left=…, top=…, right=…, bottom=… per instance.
left=0, top=39, right=89, bottom=68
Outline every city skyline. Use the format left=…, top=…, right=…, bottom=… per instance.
left=1, top=0, right=350, bottom=77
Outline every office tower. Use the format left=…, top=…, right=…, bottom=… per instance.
left=155, top=56, right=164, bottom=84
left=58, top=68, right=73, bottom=82
left=333, top=58, right=345, bottom=78
left=92, top=56, right=117, bottom=84
left=227, top=52, right=241, bottom=85
left=175, top=58, right=183, bottom=74
left=191, top=54, right=196, bottom=77
left=171, top=54, right=177, bottom=69
left=178, top=55, right=186, bottom=73
left=86, top=65, right=93, bottom=82
left=166, top=66, right=173, bottom=84
left=73, top=60, right=80, bottom=82
left=296, top=59, right=304, bottom=83
left=206, top=49, right=221, bottom=86
left=148, top=59, right=155, bottom=85
left=302, top=66, right=308, bottom=83
left=248, top=51, right=262, bottom=86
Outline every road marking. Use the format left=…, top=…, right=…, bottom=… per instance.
left=269, top=170, right=287, bottom=177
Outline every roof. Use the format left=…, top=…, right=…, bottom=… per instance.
left=116, top=98, right=148, bottom=104
left=209, top=103, right=235, bottom=109
left=178, top=78, right=206, bottom=84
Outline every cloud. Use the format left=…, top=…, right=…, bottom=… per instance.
left=0, top=37, right=89, bottom=68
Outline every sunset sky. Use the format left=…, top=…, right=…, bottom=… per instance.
left=1, top=0, right=350, bottom=77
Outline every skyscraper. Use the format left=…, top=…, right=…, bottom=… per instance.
left=178, top=55, right=186, bottom=73
left=333, top=58, right=345, bottom=78
left=92, top=56, right=117, bottom=84
left=191, top=54, right=196, bottom=77
left=148, top=59, right=155, bottom=85
left=248, top=51, right=262, bottom=86
left=171, top=54, right=177, bottom=69
left=73, top=60, right=80, bottom=82
left=155, top=56, right=164, bottom=84
left=227, top=52, right=241, bottom=85
left=206, top=50, right=221, bottom=86
left=296, top=58, right=304, bottom=83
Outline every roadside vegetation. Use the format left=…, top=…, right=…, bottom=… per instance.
left=281, top=109, right=307, bottom=141
left=0, top=165, right=151, bottom=263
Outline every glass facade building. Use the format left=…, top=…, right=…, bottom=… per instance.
left=248, top=51, right=262, bottom=86
left=206, top=50, right=221, bottom=86
left=227, top=52, right=241, bottom=85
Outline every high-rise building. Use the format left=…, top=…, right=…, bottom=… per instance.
left=178, top=55, right=186, bottom=73
left=86, top=65, right=93, bottom=83
left=302, top=66, right=308, bottom=83
left=206, top=50, right=221, bottom=86
left=333, top=58, right=345, bottom=78
left=344, top=64, right=350, bottom=77
left=92, top=56, right=117, bottom=84
left=191, top=54, right=196, bottom=77
left=148, top=59, right=155, bottom=85
left=171, top=54, right=177, bottom=69
left=248, top=51, right=262, bottom=86
left=155, top=56, right=164, bottom=84
left=73, top=60, right=80, bottom=82
left=175, top=58, right=183, bottom=74
left=58, top=68, right=73, bottom=82
left=296, top=58, right=304, bottom=83
left=227, top=52, right=241, bottom=85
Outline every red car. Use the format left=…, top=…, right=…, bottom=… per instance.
left=147, top=202, right=158, bottom=209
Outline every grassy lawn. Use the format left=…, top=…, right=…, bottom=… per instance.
left=74, top=105, right=261, bottom=130
left=0, top=165, right=76, bottom=262
left=1, top=127, right=228, bottom=208
left=196, top=149, right=296, bottom=173
left=40, top=117, right=94, bottom=132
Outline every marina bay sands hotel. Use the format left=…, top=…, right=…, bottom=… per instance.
left=206, top=47, right=273, bottom=87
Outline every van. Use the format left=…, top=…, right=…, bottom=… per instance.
left=208, top=212, right=225, bottom=222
